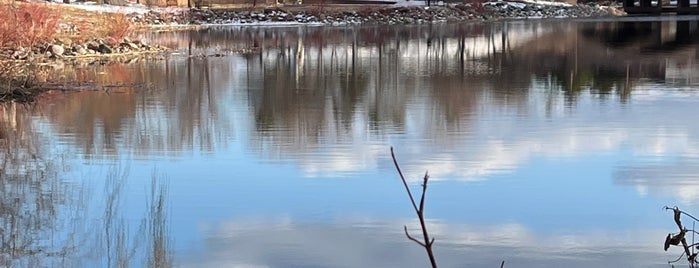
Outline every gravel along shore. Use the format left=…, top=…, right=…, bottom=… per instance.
left=128, top=1, right=625, bottom=26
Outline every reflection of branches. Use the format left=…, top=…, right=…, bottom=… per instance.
left=101, top=167, right=173, bottom=268
left=390, top=147, right=437, bottom=268
left=0, top=103, right=82, bottom=267
left=0, top=105, right=173, bottom=267
left=664, top=206, right=699, bottom=267
left=146, top=171, right=172, bottom=268
left=103, top=165, right=134, bottom=268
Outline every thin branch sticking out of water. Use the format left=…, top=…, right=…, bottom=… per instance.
left=390, top=147, right=437, bottom=268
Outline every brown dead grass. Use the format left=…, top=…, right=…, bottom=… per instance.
left=0, top=2, right=60, bottom=48
left=0, top=3, right=135, bottom=102
left=54, top=5, right=135, bottom=43
left=0, top=2, right=135, bottom=48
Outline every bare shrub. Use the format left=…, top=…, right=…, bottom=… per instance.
left=0, top=3, right=60, bottom=48
left=70, top=12, right=134, bottom=43
left=100, top=13, right=134, bottom=41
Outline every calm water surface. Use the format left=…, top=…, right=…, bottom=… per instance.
left=2, top=19, right=699, bottom=267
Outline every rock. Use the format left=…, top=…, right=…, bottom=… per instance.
left=49, top=44, right=65, bottom=58
left=11, top=48, right=29, bottom=60
left=73, top=45, right=87, bottom=55
left=103, top=37, right=118, bottom=47
left=137, top=39, right=148, bottom=48
left=86, top=41, right=100, bottom=51
left=104, top=0, right=130, bottom=6
left=55, top=37, right=72, bottom=47
left=97, top=44, right=113, bottom=54
left=125, top=42, right=140, bottom=50
left=605, top=6, right=626, bottom=16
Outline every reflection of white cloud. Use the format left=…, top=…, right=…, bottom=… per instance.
left=676, top=185, right=699, bottom=205
left=183, top=217, right=670, bottom=268
left=631, top=184, right=699, bottom=205
left=614, top=157, right=699, bottom=204
left=286, top=86, right=699, bottom=188
left=298, top=143, right=386, bottom=178
left=245, top=45, right=699, bottom=209
left=398, top=126, right=693, bottom=183
left=635, top=185, right=648, bottom=197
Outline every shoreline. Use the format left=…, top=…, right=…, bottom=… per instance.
left=2, top=1, right=626, bottom=62
left=1, top=0, right=625, bottom=102
left=131, top=2, right=625, bottom=27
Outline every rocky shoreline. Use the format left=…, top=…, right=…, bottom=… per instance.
left=0, top=0, right=623, bottom=102
left=130, top=1, right=624, bottom=26
left=1, top=37, right=166, bottom=63
left=0, top=1, right=624, bottom=64
left=0, top=36, right=167, bottom=102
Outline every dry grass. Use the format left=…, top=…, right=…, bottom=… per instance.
left=0, top=2, right=135, bottom=48
left=100, top=13, right=134, bottom=42
left=0, top=2, right=60, bottom=48
left=0, top=2, right=136, bottom=102
left=55, top=5, right=135, bottom=43
left=0, top=2, right=133, bottom=100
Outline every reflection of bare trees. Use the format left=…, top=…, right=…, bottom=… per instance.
left=238, top=24, right=524, bottom=154
left=38, top=52, right=229, bottom=158
left=101, top=166, right=134, bottom=268
left=99, top=167, right=172, bottom=268
left=32, top=21, right=699, bottom=161
left=0, top=103, right=83, bottom=267
left=1, top=103, right=173, bottom=267
left=145, top=171, right=172, bottom=268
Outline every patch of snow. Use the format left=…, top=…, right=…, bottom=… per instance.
left=520, top=0, right=572, bottom=7
left=393, top=0, right=444, bottom=7
left=508, top=2, right=527, bottom=9
left=44, top=1, right=186, bottom=15
left=56, top=2, right=146, bottom=14
left=484, top=0, right=572, bottom=7
left=153, top=21, right=327, bottom=28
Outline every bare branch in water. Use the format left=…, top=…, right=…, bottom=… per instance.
left=391, top=147, right=419, bottom=213
left=664, top=206, right=699, bottom=266
left=391, top=147, right=437, bottom=268
left=404, top=226, right=426, bottom=247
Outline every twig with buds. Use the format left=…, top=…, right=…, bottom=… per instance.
left=391, top=147, right=437, bottom=268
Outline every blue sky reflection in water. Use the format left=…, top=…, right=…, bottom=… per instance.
left=3, top=19, right=699, bottom=267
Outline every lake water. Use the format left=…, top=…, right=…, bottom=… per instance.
left=2, top=18, right=699, bottom=267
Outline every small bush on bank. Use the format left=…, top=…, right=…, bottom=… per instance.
left=101, top=13, right=134, bottom=42
left=0, top=2, right=135, bottom=47
left=73, top=12, right=134, bottom=43
left=0, top=3, right=60, bottom=48
left=0, top=3, right=57, bottom=102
